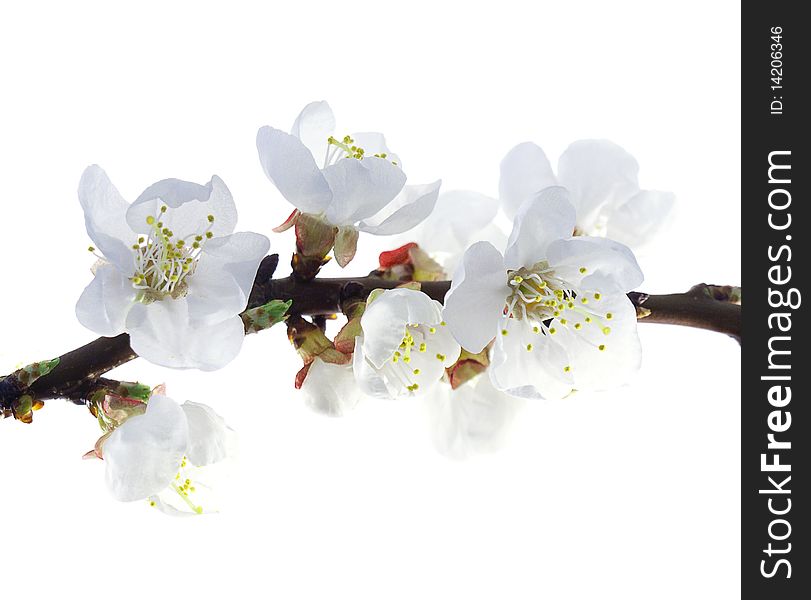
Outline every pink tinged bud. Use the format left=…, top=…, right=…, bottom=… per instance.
left=379, top=242, right=418, bottom=269
left=287, top=316, right=353, bottom=389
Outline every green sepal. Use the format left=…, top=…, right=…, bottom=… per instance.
left=113, top=382, right=152, bottom=402
left=14, top=358, right=60, bottom=387
left=293, top=213, right=338, bottom=280
left=410, top=246, right=447, bottom=282
left=446, top=347, right=491, bottom=390
left=88, top=381, right=151, bottom=432
left=335, top=316, right=363, bottom=355
left=334, top=226, right=360, bottom=268
left=242, top=299, right=293, bottom=334
left=334, top=294, right=366, bottom=354
left=287, top=316, right=351, bottom=366
left=366, top=288, right=386, bottom=306
left=365, top=283, right=421, bottom=306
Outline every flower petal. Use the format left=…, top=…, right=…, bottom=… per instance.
left=557, top=140, right=640, bottom=231
left=322, top=157, right=407, bottom=225
left=350, top=132, right=400, bottom=166
left=489, top=318, right=573, bottom=400
left=385, top=314, right=461, bottom=398
left=75, top=263, right=135, bottom=336
left=353, top=322, right=453, bottom=401
left=147, top=495, right=198, bottom=517
left=553, top=281, right=641, bottom=392
left=256, top=126, right=333, bottom=214
left=357, top=180, right=441, bottom=236
left=425, top=375, right=525, bottom=459
left=606, top=189, right=676, bottom=250
left=397, top=189, right=507, bottom=275
left=443, top=241, right=507, bottom=354
left=427, top=316, right=463, bottom=368
left=290, top=101, right=336, bottom=166
left=78, top=165, right=136, bottom=272
left=126, top=175, right=238, bottom=240
left=441, top=223, right=509, bottom=279
left=186, top=231, right=270, bottom=324
left=411, top=189, right=501, bottom=254
left=126, top=300, right=245, bottom=371
left=103, top=394, right=188, bottom=502
left=353, top=336, right=397, bottom=399
left=181, top=401, right=231, bottom=467
left=504, top=186, right=575, bottom=270
left=360, top=288, right=442, bottom=368
left=546, top=236, right=643, bottom=291
left=499, top=142, right=558, bottom=219
left=300, top=357, right=362, bottom=417
left=349, top=131, right=390, bottom=154
left=148, top=454, right=233, bottom=516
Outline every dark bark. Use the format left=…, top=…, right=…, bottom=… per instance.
left=631, top=284, right=741, bottom=342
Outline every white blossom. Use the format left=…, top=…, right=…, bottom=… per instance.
left=393, top=190, right=508, bottom=276
left=353, top=288, right=461, bottom=399
left=102, top=394, right=235, bottom=516
left=76, top=166, right=269, bottom=370
left=256, top=101, right=440, bottom=264
left=500, top=140, right=675, bottom=250
left=424, top=375, right=525, bottom=460
left=444, top=187, right=644, bottom=400
left=300, top=357, right=363, bottom=417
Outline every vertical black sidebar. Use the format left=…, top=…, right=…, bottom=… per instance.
left=742, top=4, right=808, bottom=599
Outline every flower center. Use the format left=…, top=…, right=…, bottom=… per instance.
left=504, top=262, right=614, bottom=358
left=148, top=455, right=204, bottom=514
left=129, top=205, right=216, bottom=303
left=383, top=322, right=448, bottom=394
left=505, top=262, right=571, bottom=322
left=323, top=134, right=397, bottom=167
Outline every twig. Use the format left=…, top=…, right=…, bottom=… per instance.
left=1, top=256, right=741, bottom=408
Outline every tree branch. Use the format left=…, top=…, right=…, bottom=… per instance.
left=1, top=255, right=741, bottom=409
left=630, top=284, right=741, bottom=343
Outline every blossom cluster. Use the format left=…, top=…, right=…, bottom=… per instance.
left=66, top=101, right=672, bottom=513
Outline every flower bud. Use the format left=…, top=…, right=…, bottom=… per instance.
left=287, top=316, right=351, bottom=389
left=377, top=243, right=445, bottom=283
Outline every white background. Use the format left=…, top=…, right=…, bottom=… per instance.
left=0, top=2, right=741, bottom=598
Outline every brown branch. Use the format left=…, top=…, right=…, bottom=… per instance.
left=24, top=335, right=137, bottom=404
left=629, top=284, right=741, bottom=343
left=1, top=256, right=741, bottom=408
